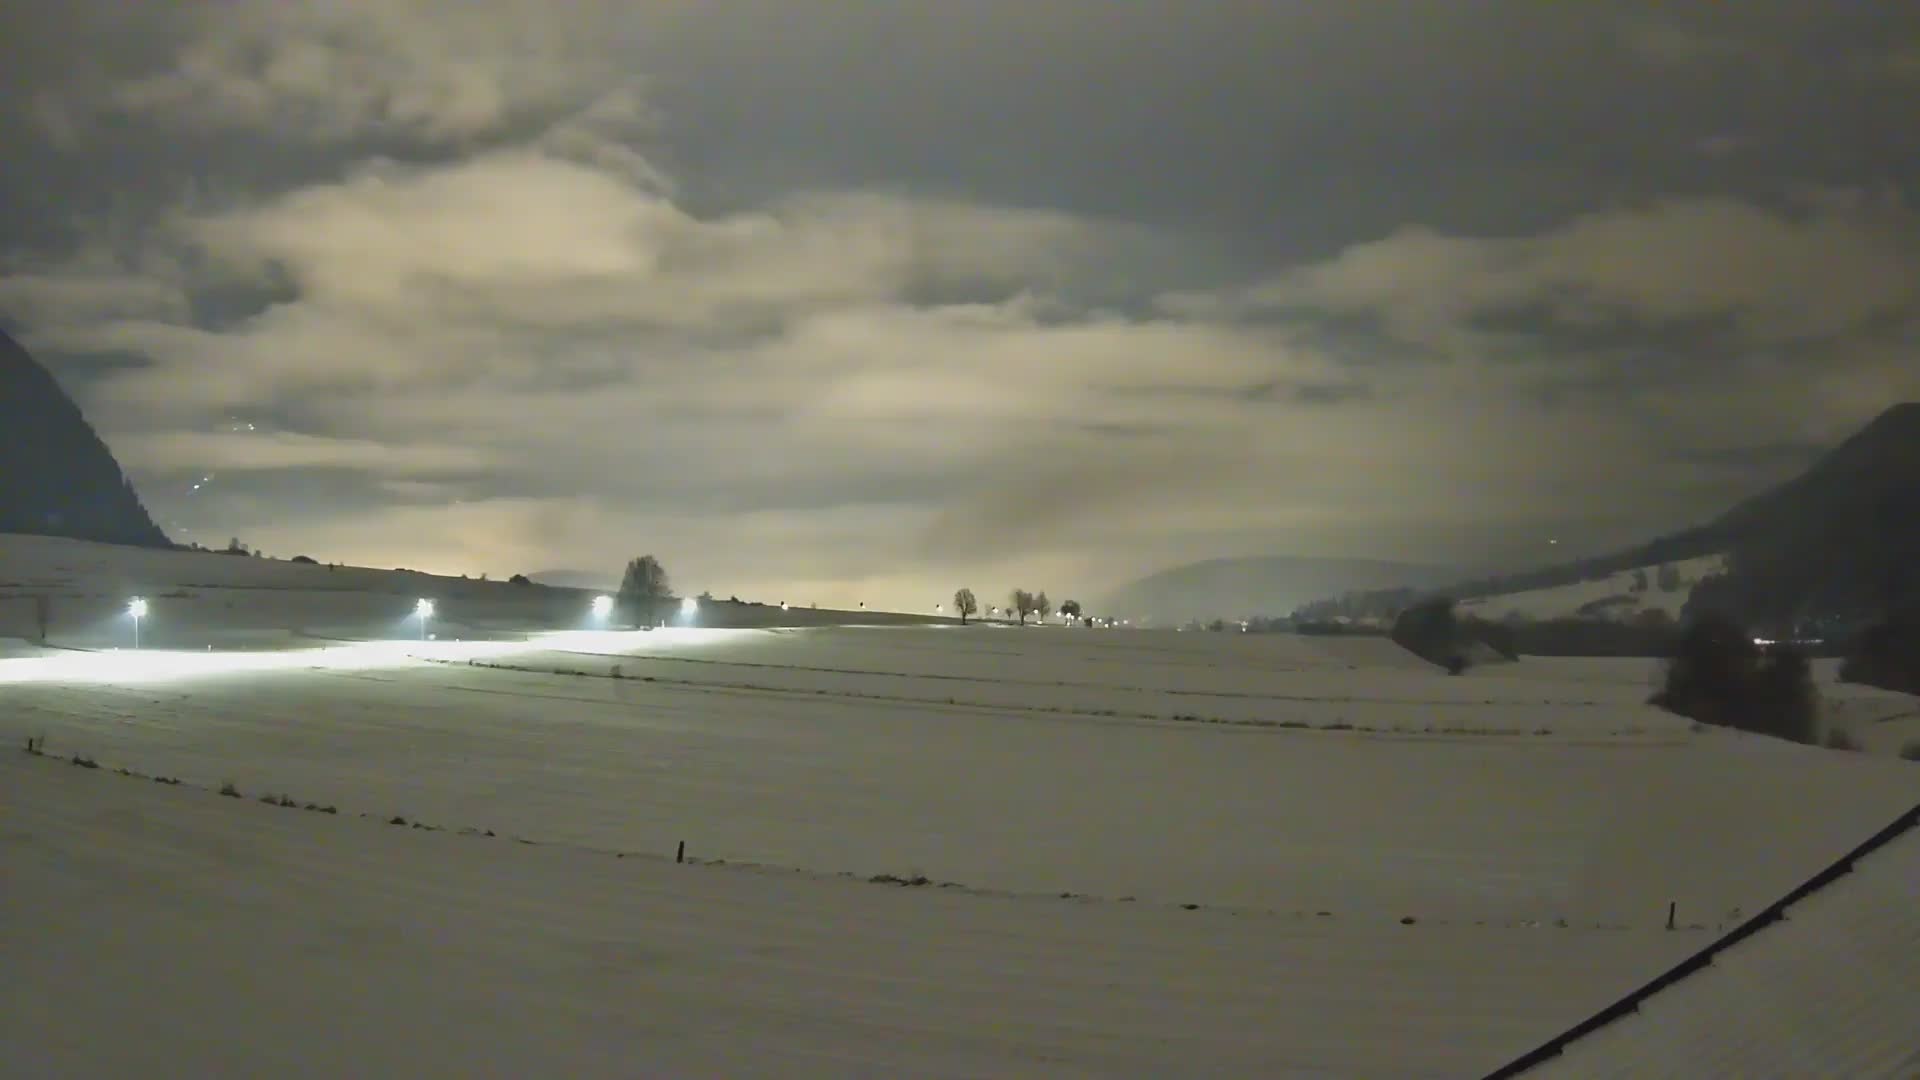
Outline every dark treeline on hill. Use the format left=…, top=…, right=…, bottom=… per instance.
left=1295, top=403, right=1920, bottom=637
left=1, top=327, right=168, bottom=548
left=1482, top=613, right=1680, bottom=658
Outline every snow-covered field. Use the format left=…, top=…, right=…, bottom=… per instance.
left=1527, top=810, right=1920, bottom=1078
left=0, top=533, right=942, bottom=647
left=1459, top=554, right=1725, bottom=623
left=5, top=535, right=1917, bottom=1076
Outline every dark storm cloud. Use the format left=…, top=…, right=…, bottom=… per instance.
left=5, top=1, right=1920, bottom=601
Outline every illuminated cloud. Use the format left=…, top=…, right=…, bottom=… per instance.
left=5, top=1, right=1920, bottom=606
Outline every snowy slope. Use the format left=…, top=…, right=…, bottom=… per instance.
left=1459, top=554, right=1725, bottom=623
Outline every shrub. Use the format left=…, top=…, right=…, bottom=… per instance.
left=509, top=573, right=532, bottom=586
left=219, top=781, right=241, bottom=798
left=869, top=873, right=931, bottom=887
left=290, top=555, right=318, bottom=565
left=1750, top=646, right=1819, bottom=745
left=1823, top=728, right=1864, bottom=752
left=1837, top=613, right=1920, bottom=695
left=1650, top=615, right=1817, bottom=745
left=1900, top=740, right=1920, bottom=762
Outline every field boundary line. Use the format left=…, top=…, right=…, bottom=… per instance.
left=1484, top=799, right=1920, bottom=1078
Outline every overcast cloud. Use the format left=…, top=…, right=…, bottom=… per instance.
left=4, top=1, right=1920, bottom=607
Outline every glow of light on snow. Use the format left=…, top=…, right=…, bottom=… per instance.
left=0, top=628, right=761, bottom=687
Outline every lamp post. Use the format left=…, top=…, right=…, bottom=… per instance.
left=128, top=597, right=148, bottom=649
left=415, top=598, right=434, bottom=641
left=591, top=595, right=614, bottom=620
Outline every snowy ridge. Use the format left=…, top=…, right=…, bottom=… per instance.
left=1458, top=554, right=1724, bottom=624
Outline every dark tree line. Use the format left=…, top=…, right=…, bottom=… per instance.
left=1650, top=615, right=1818, bottom=745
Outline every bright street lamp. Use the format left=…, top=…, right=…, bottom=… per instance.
left=128, top=597, right=148, bottom=649
left=415, top=598, right=434, bottom=640
left=591, top=595, right=614, bottom=619
left=680, top=595, right=699, bottom=621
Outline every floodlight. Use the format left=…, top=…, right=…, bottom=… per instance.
left=415, top=598, right=435, bottom=618
left=591, top=595, right=614, bottom=618
left=127, top=597, right=149, bottom=619
left=681, top=596, right=699, bottom=616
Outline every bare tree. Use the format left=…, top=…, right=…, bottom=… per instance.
left=1035, top=591, right=1052, bottom=621
left=619, top=555, right=672, bottom=627
left=953, top=587, right=979, bottom=624
left=1657, top=563, right=1683, bottom=593
left=1060, top=599, right=1082, bottom=619
left=1009, top=588, right=1035, bottom=625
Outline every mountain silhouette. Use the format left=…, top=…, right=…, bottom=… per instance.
left=1101, top=556, right=1461, bottom=624
left=1298, top=403, right=1920, bottom=627
left=1, top=327, right=169, bottom=548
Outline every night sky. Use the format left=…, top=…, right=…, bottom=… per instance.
left=3, top=2, right=1919, bottom=607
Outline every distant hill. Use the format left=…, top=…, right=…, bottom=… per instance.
left=525, top=569, right=616, bottom=591
left=0, top=328, right=168, bottom=548
left=1299, top=403, right=1920, bottom=630
left=1100, top=556, right=1461, bottom=624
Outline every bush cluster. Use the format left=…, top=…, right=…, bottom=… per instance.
left=1650, top=615, right=1817, bottom=744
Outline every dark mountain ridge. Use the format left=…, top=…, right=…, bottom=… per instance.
left=1, top=327, right=169, bottom=548
left=1296, top=403, right=1920, bottom=628
left=1101, top=555, right=1462, bottom=624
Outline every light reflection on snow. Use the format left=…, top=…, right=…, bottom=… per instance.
left=0, top=628, right=764, bottom=686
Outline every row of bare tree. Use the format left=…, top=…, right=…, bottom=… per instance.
left=620, top=555, right=1090, bottom=629
left=950, top=587, right=1083, bottom=625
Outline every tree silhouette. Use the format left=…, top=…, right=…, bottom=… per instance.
left=619, top=555, right=672, bottom=627
left=953, top=588, right=979, bottom=624
left=1009, top=588, right=1036, bottom=625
